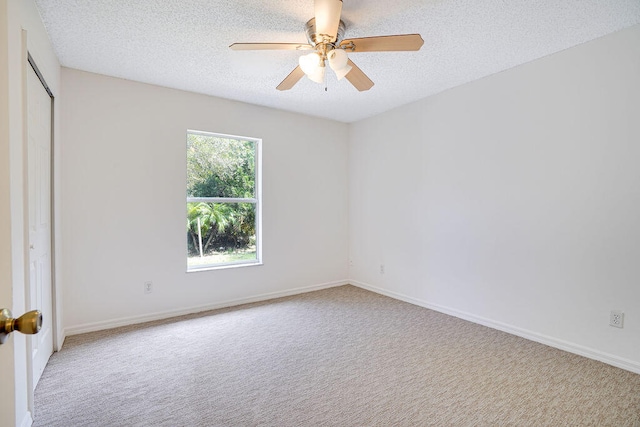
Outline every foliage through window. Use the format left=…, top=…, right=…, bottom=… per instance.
left=186, top=131, right=261, bottom=270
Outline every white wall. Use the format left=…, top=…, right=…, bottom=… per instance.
left=1, top=0, right=61, bottom=425
left=349, top=24, right=640, bottom=372
left=61, top=68, right=349, bottom=332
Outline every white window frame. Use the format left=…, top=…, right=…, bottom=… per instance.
left=186, top=130, right=262, bottom=272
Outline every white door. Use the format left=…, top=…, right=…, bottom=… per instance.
left=0, top=281, right=16, bottom=427
left=27, top=63, right=53, bottom=388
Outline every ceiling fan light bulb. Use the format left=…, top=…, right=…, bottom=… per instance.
left=328, top=48, right=349, bottom=70
left=333, top=64, right=352, bottom=80
left=299, top=52, right=322, bottom=76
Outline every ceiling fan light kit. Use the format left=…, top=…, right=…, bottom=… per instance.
left=298, top=46, right=351, bottom=82
left=229, top=0, right=424, bottom=92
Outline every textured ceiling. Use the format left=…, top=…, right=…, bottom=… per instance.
left=35, top=0, right=640, bottom=123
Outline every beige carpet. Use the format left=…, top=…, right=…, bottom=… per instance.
left=34, top=285, right=640, bottom=426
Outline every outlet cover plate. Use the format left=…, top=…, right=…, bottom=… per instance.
left=610, top=310, right=624, bottom=328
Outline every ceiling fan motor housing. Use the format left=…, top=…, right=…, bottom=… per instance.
left=305, top=18, right=346, bottom=48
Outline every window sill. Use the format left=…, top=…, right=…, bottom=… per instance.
left=187, top=261, right=263, bottom=273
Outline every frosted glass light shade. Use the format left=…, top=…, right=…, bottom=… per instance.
left=327, top=49, right=348, bottom=70
left=328, top=48, right=351, bottom=80
left=299, top=52, right=322, bottom=76
left=307, top=66, right=325, bottom=83
left=333, top=63, right=352, bottom=80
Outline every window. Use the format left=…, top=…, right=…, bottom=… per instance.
left=186, top=130, right=261, bottom=270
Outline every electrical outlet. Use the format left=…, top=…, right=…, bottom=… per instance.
left=144, top=281, right=153, bottom=294
left=610, top=310, right=624, bottom=328
left=349, top=259, right=353, bottom=267
left=380, top=264, right=385, bottom=274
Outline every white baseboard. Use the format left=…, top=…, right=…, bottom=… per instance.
left=64, top=280, right=348, bottom=336
left=350, top=280, right=640, bottom=375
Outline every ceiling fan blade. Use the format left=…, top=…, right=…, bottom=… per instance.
left=230, top=43, right=313, bottom=51
left=314, top=0, right=342, bottom=42
left=340, top=34, right=424, bottom=52
left=344, top=60, right=374, bottom=91
left=276, top=66, right=306, bottom=91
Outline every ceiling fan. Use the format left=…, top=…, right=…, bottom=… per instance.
left=229, top=0, right=424, bottom=91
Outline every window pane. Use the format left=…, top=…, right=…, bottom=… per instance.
left=186, top=134, right=255, bottom=198
left=187, top=202, right=257, bottom=268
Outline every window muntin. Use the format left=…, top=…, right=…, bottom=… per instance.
left=186, top=131, right=261, bottom=270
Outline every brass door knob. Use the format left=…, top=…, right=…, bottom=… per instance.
left=0, top=308, right=42, bottom=344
